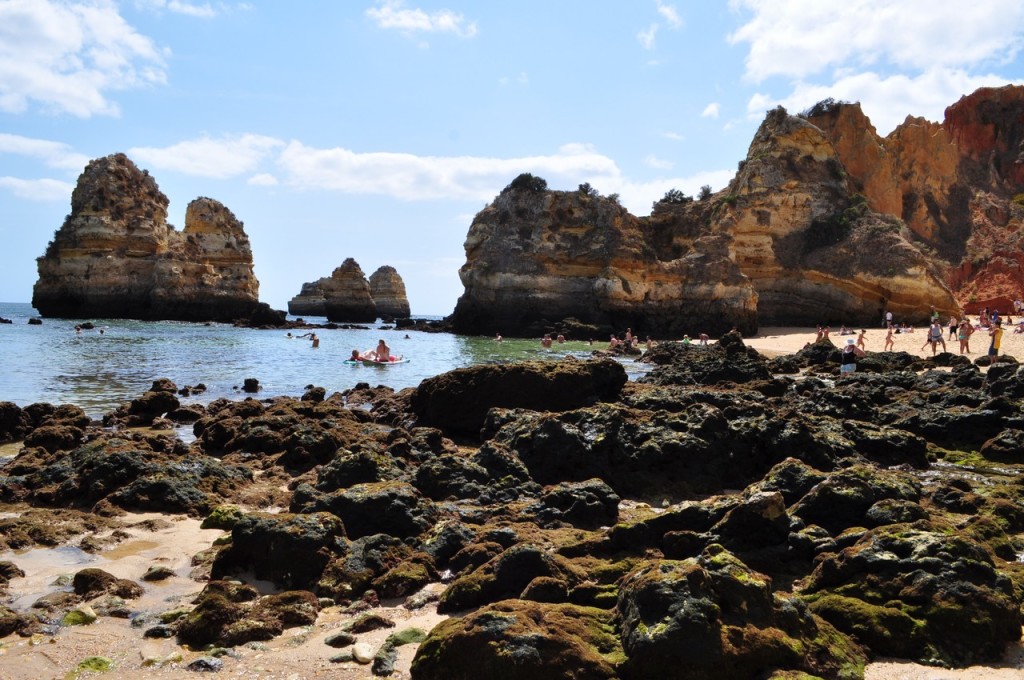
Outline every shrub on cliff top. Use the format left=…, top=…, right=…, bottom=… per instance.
left=503, top=173, right=548, bottom=194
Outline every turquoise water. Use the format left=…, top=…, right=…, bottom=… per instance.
left=0, top=302, right=646, bottom=417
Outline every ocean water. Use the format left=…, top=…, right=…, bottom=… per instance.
left=0, top=302, right=646, bottom=418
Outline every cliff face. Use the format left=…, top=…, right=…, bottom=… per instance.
left=809, top=86, right=1024, bottom=313
left=454, top=86, right=1024, bottom=334
left=451, top=184, right=757, bottom=337
left=368, top=266, right=410, bottom=319
left=33, top=154, right=263, bottom=322
left=723, top=107, right=959, bottom=325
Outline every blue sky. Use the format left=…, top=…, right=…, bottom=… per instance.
left=3, top=1, right=1024, bottom=315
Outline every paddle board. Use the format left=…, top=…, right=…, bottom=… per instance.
left=344, top=358, right=410, bottom=366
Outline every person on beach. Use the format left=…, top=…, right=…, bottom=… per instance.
left=989, top=320, right=1004, bottom=357
left=682, top=335, right=691, bottom=345
left=608, top=334, right=620, bottom=348
left=958, top=320, right=974, bottom=354
left=948, top=316, right=958, bottom=340
left=856, top=329, right=867, bottom=350
left=815, top=325, right=823, bottom=342
left=625, top=328, right=633, bottom=344
left=884, top=325, right=894, bottom=351
left=495, top=332, right=502, bottom=342
left=921, top=321, right=945, bottom=355
left=699, top=333, right=710, bottom=346
left=839, top=338, right=865, bottom=378
left=885, top=310, right=893, bottom=328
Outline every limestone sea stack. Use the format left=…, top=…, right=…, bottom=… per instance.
left=368, top=265, right=410, bottom=318
left=321, top=258, right=377, bottom=323
left=286, top=281, right=328, bottom=317
left=451, top=175, right=758, bottom=338
left=33, top=153, right=272, bottom=323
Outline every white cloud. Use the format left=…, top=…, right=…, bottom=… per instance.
left=701, top=102, right=720, bottom=119
left=274, top=138, right=733, bottom=217
left=248, top=173, right=279, bottom=186
left=644, top=154, right=674, bottom=170
left=637, top=23, right=658, bottom=50
left=277, top=141, right=622, bottom=202
left=662, top=131, right=684, bottom=141
left=605, top=169, right=735, bottom=216
left=729, top=0, right=1024, bottom=83
left=0, top=133, right=89, bottom=170
left=0, top=0, right=167, bottom=117
left=366, top=1, right=477, bottom=38
left=746, top=68, right=1024, bottom=135
left=138, top=0, right=216, bottom=18
left=129, top=134, right=284, bottom=178
left=656, top=1, right=683, bottom=29
left=0, top=176, right=74, bottom=201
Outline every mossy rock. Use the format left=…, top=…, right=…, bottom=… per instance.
left=73, top=656, right=114, bottom=674
left=412, top=600, right=622, bottom=679
left=806, top=593, right=924, bottom=658
left=201, top=504, right=244, bottom=530
left=62, top=606, right=98, bottom=626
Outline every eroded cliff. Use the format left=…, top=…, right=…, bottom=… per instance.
left=451, top=178, right=758, bottom=337
left=455, top=86, right=1024, bottom=335
left=808, top=85, right=1024, bottom=313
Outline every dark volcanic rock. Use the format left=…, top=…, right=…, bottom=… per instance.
left=411, top=358, right=627, bottom=438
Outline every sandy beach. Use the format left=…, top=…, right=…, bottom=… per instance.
left=742, top=324, right=1024, bottom=363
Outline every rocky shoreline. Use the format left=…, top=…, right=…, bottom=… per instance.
left=2, top=333, right=1024, bottom=678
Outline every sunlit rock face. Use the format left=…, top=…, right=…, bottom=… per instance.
left=287, top=259, right=384, bottom=323
left=33, top=154, right=261, bottom=321
left=321, top=258, right=377, bottom=323
left=451, top=181, right=758, bottom=338
left=368, top=266, right=410, bottom=319
left=723, top=107, right=958, bottom=326
left=455, top=87, right=1024, bottom=333
left=809, top=85, right=1024, bottom=315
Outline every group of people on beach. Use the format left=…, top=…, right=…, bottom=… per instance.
left=831, top=308, right=1009, bottom=366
